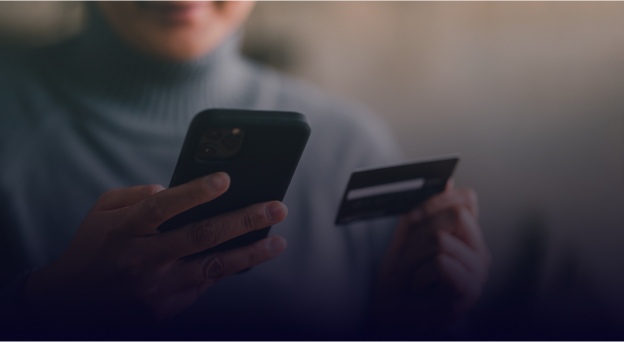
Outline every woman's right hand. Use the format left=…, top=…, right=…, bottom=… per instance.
left=24, top=172, right=288, bottom=334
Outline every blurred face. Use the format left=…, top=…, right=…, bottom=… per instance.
left=97, top=1, right=255, bottom=61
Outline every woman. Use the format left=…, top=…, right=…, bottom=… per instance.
left=0, top=2, right=489, bottom=339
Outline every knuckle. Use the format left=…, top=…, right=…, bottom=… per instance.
left=143, top=196, right=168, bottom=223
left=241, top=209, right=263, bottom=232
left=203, top=256, right=226, bottom=283
left=97, top=189, right=118, bottom=204
left=189, top=220, right=220, bottom=249
left=143, top=184, right=163, bottom=197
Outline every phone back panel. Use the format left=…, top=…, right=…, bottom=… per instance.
left=158, top=109, right=311, bottom=254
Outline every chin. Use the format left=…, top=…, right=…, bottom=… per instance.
left=98, top=1, right=253, bottom=62
left=132, top=27, right=227, bottom=62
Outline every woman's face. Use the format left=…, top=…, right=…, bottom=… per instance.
left=97, top=1, right=255, bottom=61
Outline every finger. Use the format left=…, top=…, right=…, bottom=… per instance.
left=454, top=208, right=490, bottom=263
left=410, top=206, right=489, bottom=263
left=438, top=231, right=488, bottom=284
left=435, top=254, right=481, bottom=315
left=396, top=209, right=489, bottom=274
left=381, top=215, right=440, bottom=282
left=123, top=172, right=230, bottom=234
left=425, top=188, right=478, bottom=220
left=407, top=188, right=478, bottom=224
left=94, top=184, right=165, bottom=211
left=164, top=236, right=287, bottom=293
left=153, top=201, right=288, bottom=261
left=445, top=178, right=455, bottom=191
left=383, top=216, right=420, bottom=264
left=392, top=219, right=457, bottom=281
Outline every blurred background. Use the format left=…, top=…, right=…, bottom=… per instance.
left=1, top=1, right=623, bottom=338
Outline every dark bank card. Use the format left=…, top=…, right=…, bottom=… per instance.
left=335, top=154, right=459, bottom=225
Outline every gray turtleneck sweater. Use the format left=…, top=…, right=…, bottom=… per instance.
left=0, top=9, right=402, bottom=340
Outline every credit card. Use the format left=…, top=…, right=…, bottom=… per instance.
left=335, top=154, right=459, bottom=225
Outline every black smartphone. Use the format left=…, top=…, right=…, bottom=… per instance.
left=157, top=108, right=311, bottom=254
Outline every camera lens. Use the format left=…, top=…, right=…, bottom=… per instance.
left=197, top=142, right=218, bottom=159
left=207, top=129, right=222, bottom=140
left=222, top=136, right=242, bottom=150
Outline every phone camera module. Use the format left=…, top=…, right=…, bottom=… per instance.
left=197, top=127, right=245, bottom=161
left=196, top=142, right=218, bottom=159
left=207, top=129, right=222, bottom=140
left=222, top=136, right=242, bottom=150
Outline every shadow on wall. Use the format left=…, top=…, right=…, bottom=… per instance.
left=0, top=2, right=83, bottom=48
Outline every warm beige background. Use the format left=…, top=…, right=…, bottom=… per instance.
left=1, top=2, right=623, bottom=336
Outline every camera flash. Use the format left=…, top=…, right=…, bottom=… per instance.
left=232, top=128, right=241, bottom=134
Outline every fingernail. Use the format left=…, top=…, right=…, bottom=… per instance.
left=268, top=236, right=287, bottom=256
left=266, top=202, right=287, bottom=221
left=410, top=208, right=424, bottom=222
left=207, top=172, right=229, bottom=191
